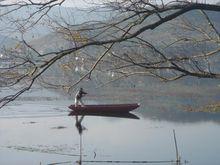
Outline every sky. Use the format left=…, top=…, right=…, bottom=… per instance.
left=62, top=0, right=104, bottom=8
left=3, top=0, right=219, bottom=8
left=62, top=0, right=220, bottom=8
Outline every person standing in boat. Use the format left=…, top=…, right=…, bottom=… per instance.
left=75, top=88, right=87, bottom=107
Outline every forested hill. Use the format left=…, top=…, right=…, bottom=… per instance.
left=0, top=34, right=17, bottom=49
left=29, top=8, right=220, bottom=52
left=0, top=3, right=219, bottom=43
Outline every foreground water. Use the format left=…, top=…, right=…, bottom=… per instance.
left=1, top=83, right=220, bottom=165
left=1, top=115, right=220, bottom=165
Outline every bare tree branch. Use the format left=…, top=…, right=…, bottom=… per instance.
left=1, top=1, right=220, bottom=108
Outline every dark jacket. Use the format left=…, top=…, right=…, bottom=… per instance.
left=76, top=88, right=87, bottom=99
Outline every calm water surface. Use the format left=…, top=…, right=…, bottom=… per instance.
left=1, top=114, right=220, bottom=165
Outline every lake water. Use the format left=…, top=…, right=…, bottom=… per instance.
left=1, top=83, right=220, bottom=165
left=1, top=114, right=220, bottom=165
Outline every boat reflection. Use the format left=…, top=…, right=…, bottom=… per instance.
left=73, top=112, right=140, bottom=164
left=70, top=111, right=140, bottom=119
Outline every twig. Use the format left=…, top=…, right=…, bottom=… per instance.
left=47, top=161, right=72, bottom=165
left=82, top=160, right=176, bottom=163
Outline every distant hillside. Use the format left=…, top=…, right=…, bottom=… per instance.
left=30, top=9, right=220, bottom=52
left=0, top=6, right=112, bottom=41
left=1, top=4, right=218, bottom=42
left=49, top=6, right=112, bottom=24
left=182, top=10, right=220, bottom=31
left=0, top=34, right=17, bottom=50
left=29, top=32, right=73, bottom=53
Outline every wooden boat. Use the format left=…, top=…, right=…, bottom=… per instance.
left=68, top=103, right=140, bottom=115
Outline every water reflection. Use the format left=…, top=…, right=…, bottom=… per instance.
left=75, top=116, right=85, bottom=135
left=139, top=107, right=220, bottom=124
left=73, top=113, right=183, bottom=165
left=73, top=113, right=140, bottom=164
left=75, top=115, right=85, bottom=165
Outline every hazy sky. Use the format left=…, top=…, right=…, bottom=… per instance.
left=62, top=0, right=220, bottom=8
left=62, top=0, right=103, bottom=8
